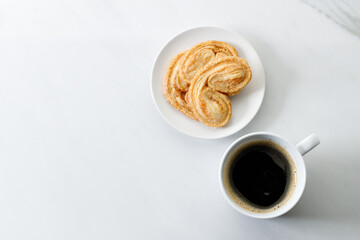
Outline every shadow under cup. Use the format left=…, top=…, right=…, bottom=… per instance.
left=220, top=133, right=307, bottom=219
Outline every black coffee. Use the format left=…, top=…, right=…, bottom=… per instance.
left=229, top=141, right=291, bottom=207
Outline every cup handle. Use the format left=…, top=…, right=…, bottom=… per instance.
left=296, top=134, right=320, bottom=156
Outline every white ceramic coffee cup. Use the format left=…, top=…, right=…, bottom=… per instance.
left=219, top=132, right=320, bottom=219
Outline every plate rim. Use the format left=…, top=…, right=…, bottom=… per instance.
left=150, top=25, right=265, bottom=139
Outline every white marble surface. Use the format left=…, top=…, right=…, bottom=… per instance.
left=0, top=0, right=360, bottom=239
left=303, top=0, right=360, bottom=38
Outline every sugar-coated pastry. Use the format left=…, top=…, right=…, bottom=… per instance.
left=163, top=51, right=197, bottom=120
left=162, top=41, right=252, bottom=127
left=188, top=56, right=251, bottom=127
left=207, top=57, right=252, bottom=96
left=178, top=41, right=238, bottom=91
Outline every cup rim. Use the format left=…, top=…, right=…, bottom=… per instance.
left=219, top=132, right=307, bottom=219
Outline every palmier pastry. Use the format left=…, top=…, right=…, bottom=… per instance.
left=208, top=57, right=252, bottom=96
left=162, top=41, right=252, bottom=128
left=163, top=51, right=197, bottom=120
left=188, top=56, right=252, bottom=127
left=178, top=41, right=238, bottom=91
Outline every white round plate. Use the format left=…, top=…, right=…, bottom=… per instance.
left=151, top=26, right=265, bottom=139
